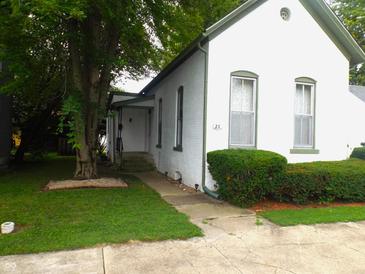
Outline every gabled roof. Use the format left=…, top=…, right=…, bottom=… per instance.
left=350, top=85, right=365, bottom=103
left=139, top=0, right=365, bottom=95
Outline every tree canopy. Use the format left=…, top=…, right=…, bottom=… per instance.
left=332, top=0, right=365, bottom=85
left=0, top=0, right=242, bottom=176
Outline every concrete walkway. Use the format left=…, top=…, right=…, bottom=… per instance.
left=2, top=172, right=365, bottom=273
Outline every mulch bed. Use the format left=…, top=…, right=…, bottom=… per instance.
left=45, top=178, right=128, bottom=191
left=250, top=200, right=365, bottom=212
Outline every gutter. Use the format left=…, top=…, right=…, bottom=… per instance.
left=197, top=38, right=219, bottom=200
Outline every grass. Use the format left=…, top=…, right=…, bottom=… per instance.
left=259, top=206, right=365, bottom=226
left=259, top=159, right=365, bottom=226
left=0, top=156, right=202, bottom=256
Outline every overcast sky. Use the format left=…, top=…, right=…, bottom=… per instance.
left=114, top=76, right=154, bottom=94
left=116, top=0, right=335, bottom=93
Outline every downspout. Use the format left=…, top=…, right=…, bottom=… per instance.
left=197, top=38, right=219, bottom=200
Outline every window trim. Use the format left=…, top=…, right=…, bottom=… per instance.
left=290, top=148, right=320, bottom=154
left=156, top=98, right=162, bottom=148
left=173, top=86, right=184, bottom=152
left=293, top=80, right=316, bottom=150
left=295, top=77, right=316, bottom=84
left=228, top=72, right=258, bottom=149
left=231, top=70, right=259, bottom=79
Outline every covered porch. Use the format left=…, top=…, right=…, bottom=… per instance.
left=106, top=92, right=155, bottom=166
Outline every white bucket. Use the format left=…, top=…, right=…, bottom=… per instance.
left=1, top=222, right=15, bottom=234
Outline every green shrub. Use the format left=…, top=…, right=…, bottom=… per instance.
left=207, top=149, right=287, bottom=207
left=350, top=147, right=365, bottom=160
left=273, top=160, right=365, bottom=204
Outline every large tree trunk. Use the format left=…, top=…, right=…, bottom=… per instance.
left=74, top=142, right=97, bottom=179
left=74, top=102, right=99, bottom=179
left=68, top=11, right=120, bottom=179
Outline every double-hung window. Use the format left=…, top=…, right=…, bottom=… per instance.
left=230, top=76, right=256, bottom=147
left=157, top=98, right=162, bottom=148
left=174, top=86, right=183, bottom=151
left=294, top=82, right=315, bottom=148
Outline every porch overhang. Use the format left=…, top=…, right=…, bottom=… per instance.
left=112, top=95, right=155, bottom=109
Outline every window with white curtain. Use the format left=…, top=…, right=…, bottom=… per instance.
left=230, top=76, right=256, bottom=147
left=294, top=83, right=315, bottom=147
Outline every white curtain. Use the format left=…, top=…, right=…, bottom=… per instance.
left=294, top=84, right=313, bottom=146
left=230, top=78, right=255, bottom=146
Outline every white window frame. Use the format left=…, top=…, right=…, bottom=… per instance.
left=294, top=82, right=315, bottom=148
left=229, top=76, right=257, bottom=148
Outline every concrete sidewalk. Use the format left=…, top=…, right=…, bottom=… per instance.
left=2, top=172, right=365, bottom=274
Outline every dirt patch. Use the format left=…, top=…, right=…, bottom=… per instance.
left=45, top=178, right=128, bottom=191
left=250, top=200, right=365, bottom=212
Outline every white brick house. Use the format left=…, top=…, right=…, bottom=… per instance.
left=106, top=0, right=365, bottom=195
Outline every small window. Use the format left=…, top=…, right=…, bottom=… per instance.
left=174, top=87, right=183, bottom=151
left=294, top=82, right=315, bottom=148
left=229, top=76, right=257, bottom=147
left=157, top=98, right=162, bottom=148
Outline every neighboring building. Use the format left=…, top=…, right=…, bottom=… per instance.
left=107, top=0, right=365, bottom=193
left=0, top=61, right=11, bottom=168
left=0, top=94, right=11, bottom=168
left=350, top=85, right=365, bottom=102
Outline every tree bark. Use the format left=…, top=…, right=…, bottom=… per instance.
left=68, top=11, right=120, bottom=179
left=74, top=137, right=97, bottom=179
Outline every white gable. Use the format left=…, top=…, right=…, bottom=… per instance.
left=204, top=0, right=356, bottom=190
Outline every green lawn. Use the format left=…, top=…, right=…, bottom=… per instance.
left=260, top=206, right=365, bottom=226
left=0, top=156, right=202, bottom=256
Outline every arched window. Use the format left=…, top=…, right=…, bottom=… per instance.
left=294, top=77, right=316, bottom=148
left=229, top=71, right=258, bottom=148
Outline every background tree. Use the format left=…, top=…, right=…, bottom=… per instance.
left=332, top=0, right=365, bottom=85
left=157, top=0, right=243, bottom=66
left=0, top=2, right=67, bottom=162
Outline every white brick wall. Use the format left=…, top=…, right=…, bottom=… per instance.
left=149, top=50, right=205, bottom=189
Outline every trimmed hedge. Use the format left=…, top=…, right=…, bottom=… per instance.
left=207, top=149, right=287, bottom=207
left=273, top=160, right=365, bottom=204
left=350, top=147, right=365, bottom=160
left=208, top=149, right=365, bottom=207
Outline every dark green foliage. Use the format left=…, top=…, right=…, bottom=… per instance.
left=350, top=147, right=365, bottom=160
left=208, top=149, right=365, bottom=207
left=273, top=160, right=365, bottom=204
left=207, top=149, right=287, bottom=207
left=0, top=0, right=245, bottom=174
left=332, top=0, right=365, bottom=85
